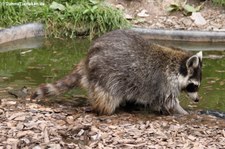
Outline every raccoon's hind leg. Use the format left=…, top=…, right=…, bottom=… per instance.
left=89, top=85, right=122, bottom=115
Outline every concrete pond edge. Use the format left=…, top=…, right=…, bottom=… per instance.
left=131, top=27, right=225, bottom=42
left=1, top=23, right=225, bottom=45
left=0, top=23, right=44, bottom=45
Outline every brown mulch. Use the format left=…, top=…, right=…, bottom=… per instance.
left=0, top=97, right=225, bottom=148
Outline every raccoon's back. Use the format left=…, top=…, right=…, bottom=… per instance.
left=87, top=29, right=190, bottom=77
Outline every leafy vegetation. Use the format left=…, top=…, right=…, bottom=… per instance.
left=212, top=0, right=225, bottom=6
left=166, top=1, right=204, bottom=15
left=0, top=0, right=130, bottom=38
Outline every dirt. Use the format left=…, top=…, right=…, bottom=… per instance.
left=1, top=0, right=225, bottom=148
left=108, top=0, right=225, bottom=31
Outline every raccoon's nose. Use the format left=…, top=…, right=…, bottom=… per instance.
left=194, top=97, right=199, bottom=102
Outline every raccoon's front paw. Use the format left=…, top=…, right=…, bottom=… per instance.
left=174, top=104, right=189, bottom=115
left=177, top=109, right=189, bottom=115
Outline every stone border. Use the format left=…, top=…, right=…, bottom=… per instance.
left=1, top=23, right=225, bottom=44
left=0, top=23, right=44, bottom=44
left=131, top=28, right=225, bottom=42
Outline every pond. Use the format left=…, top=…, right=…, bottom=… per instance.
left=0, top=37, right=225, bottom=113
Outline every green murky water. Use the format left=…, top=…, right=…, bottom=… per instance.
left=0, top=38, right=225, bottom=112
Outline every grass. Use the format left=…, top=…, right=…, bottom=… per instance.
left=0, top=0, right=130, bottom=38
left=212, top=0, right=225, bottom=6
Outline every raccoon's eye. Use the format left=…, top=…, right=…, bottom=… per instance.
left=186, top=83, right=199, bottom=92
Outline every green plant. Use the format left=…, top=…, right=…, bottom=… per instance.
left=46, top=1, right=130, bottom=38
left=0, top=0, right=130, bottom=38
left=166, top=0, right=204, bottom=15
left=212, top=0, right=225, bottom=6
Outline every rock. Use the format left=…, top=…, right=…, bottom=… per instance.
left=66, top=116, right=74, bottom=124
left=181, top=18, right=193, bottom=26
left=190, top=12, right=207, bottom=26
left=90, top=133, right=101, bottom=141
left=137, top=9, right=149, bottom=17
left=115, top=4, right=124, bottom=10
left=16, top=122, right=24, bottom=130
left=124, top=13, right=133, bottom=20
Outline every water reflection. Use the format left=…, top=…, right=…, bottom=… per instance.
left=0, top=37, right=44, bottom=52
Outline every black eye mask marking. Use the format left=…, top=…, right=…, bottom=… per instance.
left=186, top=83, right=199, bottom=92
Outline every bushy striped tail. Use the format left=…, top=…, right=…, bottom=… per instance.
left=31, top=61, right=85, bottom=100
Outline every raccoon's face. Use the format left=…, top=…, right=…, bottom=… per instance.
left=179, top=51, right=203, bottom=102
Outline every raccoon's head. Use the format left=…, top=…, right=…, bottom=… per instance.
left=179, top=51, right=203, bottom=102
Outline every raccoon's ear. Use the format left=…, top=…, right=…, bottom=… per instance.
left=196, top=51, right=203, bottom=61
left=186, top=55, right=200, bottom=69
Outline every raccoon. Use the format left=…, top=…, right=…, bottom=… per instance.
left=31, top=30, right=202, bottom=115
